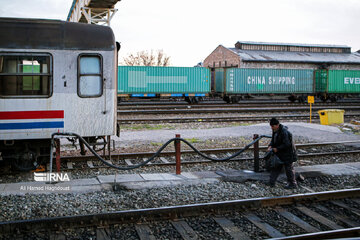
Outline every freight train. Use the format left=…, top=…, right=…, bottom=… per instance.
left=117, top=66, right=360, bottom=103
left=0, top=18, right=118, bottom=170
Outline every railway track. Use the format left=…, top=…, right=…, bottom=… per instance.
left=117, top=105, right=360, bottom=115
left=118, top=102, right=360, bottom=110
left=54, top=140, right=360, bottom=172
left=1, top=188, right=360, bottom=239
left=118, top=113, right=360, bottom=124
left=54, top=150, right=360, bottom=174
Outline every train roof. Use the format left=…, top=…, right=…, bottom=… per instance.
left=0, top=18, right=115, bottom=51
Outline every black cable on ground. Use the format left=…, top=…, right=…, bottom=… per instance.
left=50, top=132, right=271, bottom=171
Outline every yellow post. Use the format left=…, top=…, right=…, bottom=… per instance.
left=307, top=96, right=314, bottom=123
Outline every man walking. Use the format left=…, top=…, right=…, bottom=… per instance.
left=267, top=118, right=297, bottom=189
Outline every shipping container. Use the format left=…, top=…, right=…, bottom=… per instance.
left=315, top=69, right=327, bottom=93
left=223, top=68, right=314, bottom=94
left=214, top=68, right=224, bottom=92
left=315, top=70, right=360, bottom=93
left=118, top=66, right=210, bottom=96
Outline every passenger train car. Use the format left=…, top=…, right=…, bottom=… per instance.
left=0, top=18, right=118, bottom=170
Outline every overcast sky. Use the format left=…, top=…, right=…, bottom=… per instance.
left=1, top=0, right=359, bottom=66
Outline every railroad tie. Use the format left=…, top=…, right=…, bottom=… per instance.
left=213, top=217, right=250, bottom=240
left=330, top=200, right=360, bottom=217
left=352, top=198, right=360, bottom=206
left=87, top=161, right=94, bottom=168
left=275, top=207, right=319, bottom=233
left=296, top=205, right=343, bottom=230
left=171, top=220, right=199, bottom=240
left=143, top=158, right=151, bottom=164
left=125, top=159, right=133, bottom=166
left=243, top=212, right=285, bottom=238
left=134, top=224, right=156, bottom=240
left=49, top=233, right=66, bottom=240
left=160, top=157, right=170, bottom=163
left=314, top=205, right=359, bottom=228
left=96, top=227, right=111, bottom=240
left=66, top=162, right=73, bottom=169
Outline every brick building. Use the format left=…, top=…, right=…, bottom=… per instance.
left=203, top=41, right=360, bottom=70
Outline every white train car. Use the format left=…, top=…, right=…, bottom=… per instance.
left=0, top=18, right=118, bottom=170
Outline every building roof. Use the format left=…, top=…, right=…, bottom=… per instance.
left=229, top=48, right=360, bottom=64
left=235, top=41, right=350, bottom=49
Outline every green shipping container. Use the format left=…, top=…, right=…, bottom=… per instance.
left=214, top=68, right=225, bottom=92
left=118, top=66, right=210, bottom=94
left=315, top=70, right=360, bottom=93
left=224, top=68, right=314, bottom=94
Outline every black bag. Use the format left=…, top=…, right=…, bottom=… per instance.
left=264, top=150, right=284, bottom=170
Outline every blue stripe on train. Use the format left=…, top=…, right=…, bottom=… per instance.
left=0, top=121, right=64, bottom=130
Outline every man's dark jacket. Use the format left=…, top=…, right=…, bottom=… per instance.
left=269, top=124, right=296, bottom=163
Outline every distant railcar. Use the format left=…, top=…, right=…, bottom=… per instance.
left=0, top=18, right=118, bottom=170
left=315, top=70, right=360, bottom=101
left=117, top=66, right=210, bottom=103
left=213, top=68, right=315, bottom=103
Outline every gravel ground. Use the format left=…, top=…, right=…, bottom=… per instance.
left=0, top=175, right=359, bottom=222
left=115, top=122, right=360, bottom=147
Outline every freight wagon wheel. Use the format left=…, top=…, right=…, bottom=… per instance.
left=330, top=96, right=337, bottom=102
left=223, top=96, right=231, bottom=103
left=297, top=96, right=305, bottom=103
left=231, top=96, right=240, bottom=104
left=288, top=95, right=296, bottom=103
left=320, top=96, right=328, bottom=102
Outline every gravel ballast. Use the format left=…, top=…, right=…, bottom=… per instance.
left=0, top=175, right=359, bottom=222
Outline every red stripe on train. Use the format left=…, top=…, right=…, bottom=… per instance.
left=0, top=111, right=64, bottom=120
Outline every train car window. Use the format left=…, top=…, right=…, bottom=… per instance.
left=0, top=54, right=52, bottom=97
left=78, top=55, right=103, bottom=97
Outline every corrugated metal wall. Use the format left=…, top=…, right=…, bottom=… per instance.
left=118, top=66, right=210, bottom=94
left=224, top=68, right=314, bottom=94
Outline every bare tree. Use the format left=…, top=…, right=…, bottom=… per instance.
left=123, top=50, right=171, bottom=66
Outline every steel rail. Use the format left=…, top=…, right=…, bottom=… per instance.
left=0, top=188, right=359, bottom=234
left=118, top=102, right=359, bottom=110
left=61, top=140, right=360, bottom=160
left=118, top=98, right=360, bottom=106
left=117, top=106, right=360, bottom=114
left=270, top=227, right=360, bottom=240
left=57, top=151, right=360, bottom=171
left=61, top=140, right=360, bottom=161
left=118, top=113, right=360, bottom=123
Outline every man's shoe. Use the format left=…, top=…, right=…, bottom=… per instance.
left=284, top=184, right=297, bottom=189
